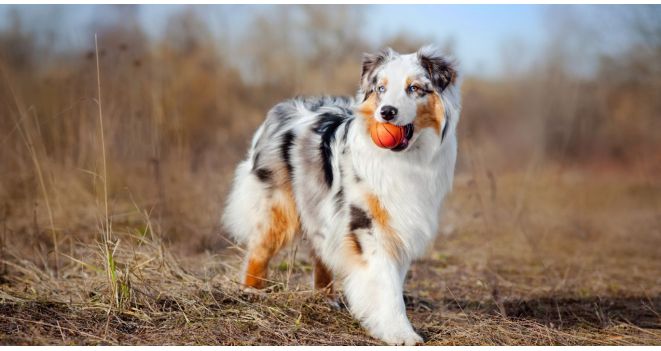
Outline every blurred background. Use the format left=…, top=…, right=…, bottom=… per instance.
left=0, top=4, right=659, bottom=267
left=1, top=5, right=661, bottom=345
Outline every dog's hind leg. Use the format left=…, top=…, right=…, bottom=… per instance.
left=242, top=186, right=300, bottom=289
left=223, top=159, right=300, bottom=289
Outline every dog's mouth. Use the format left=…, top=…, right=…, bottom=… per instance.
left=391, top=124, right=414, bottom=152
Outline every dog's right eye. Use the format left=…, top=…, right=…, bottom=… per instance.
left=377, top=86, right=386, bottom=93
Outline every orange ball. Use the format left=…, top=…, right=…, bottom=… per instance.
left=370, top=122, right=405, bottom=149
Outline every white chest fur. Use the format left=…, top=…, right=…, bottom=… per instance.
left=349, top=123, right=457, bottom=260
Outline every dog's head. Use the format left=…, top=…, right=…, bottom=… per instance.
left=357, top=46, right=458, bottom=151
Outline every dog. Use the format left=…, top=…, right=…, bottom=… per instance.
left=222, top=46, right=461, bottom=345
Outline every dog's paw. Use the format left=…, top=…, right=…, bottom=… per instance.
left=325, top=296, right=342, bottom=310
left=238, top=285, right=268, bottom=301
left=325, top=295, right=351, bottom=311
left=377, top=329, right=424, bottom=346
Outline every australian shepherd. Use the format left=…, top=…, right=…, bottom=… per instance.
left=222, top=46, right=461, bottom=345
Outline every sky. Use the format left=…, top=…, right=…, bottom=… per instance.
left=366, top=5, right=546, bottom=76
left=0, top=4, right=600, bottom=77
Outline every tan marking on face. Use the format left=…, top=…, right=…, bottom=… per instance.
left=414, top=92, right=445, bottom=135
left=243, top=186, right=300, bottom=289
left=405, top=76, right=414, bottom=88
left=358, top=76, right=390, bottom=132
left=366, top=193, right=404, bottom=262
left=358, top=92, right=379, bottom=135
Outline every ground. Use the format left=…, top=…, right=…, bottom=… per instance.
left=1, top=169, right=660, bottom=345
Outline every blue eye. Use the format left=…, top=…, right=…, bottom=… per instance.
left=377, top=86, right=386, bottom=93
left=408, top=85, right=419, bottom=93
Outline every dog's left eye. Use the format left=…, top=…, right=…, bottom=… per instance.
left=407, top=85, right=419, bottom=93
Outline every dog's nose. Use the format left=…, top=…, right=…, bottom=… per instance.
left=380, top=105, right=398, bottom=121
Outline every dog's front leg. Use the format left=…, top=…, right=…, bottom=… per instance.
left=343, top=255, right=422, bottom=345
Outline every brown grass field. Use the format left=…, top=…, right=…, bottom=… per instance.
left=1, top=165, right=660, bottom=345
left=1, top=4, right=660, bottom=346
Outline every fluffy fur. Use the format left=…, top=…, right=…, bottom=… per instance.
left=222, top=46, right=461, bottom=345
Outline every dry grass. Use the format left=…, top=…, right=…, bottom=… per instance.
left=1, top=166, right=660, bottom=345
left=0, top=5, right=660, bottom=345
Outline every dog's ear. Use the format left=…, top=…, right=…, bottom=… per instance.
left=360, top=48, right=393, bottom=100
left=417, top=46, right=457, bottom=93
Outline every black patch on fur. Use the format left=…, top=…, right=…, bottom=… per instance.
left=342, top=117, right=354, bottom=142
left=280, top=130, right=296, bottom=177
left=313, top=112, right=348, bottom=187
left=334, top=187, right=344, bottom=213
left=349, top=205, right=372, bottom=231
left=361, top=48, right=393, bottom=99
left=362, top=52, right=387, bottom=83
left=334, top=157, right=346, bottom=212
left=254, top=168, right=273, bottom=183
left=418, top=51, right=457, bottom=92
left=362, top=91, right=372, bottom=102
